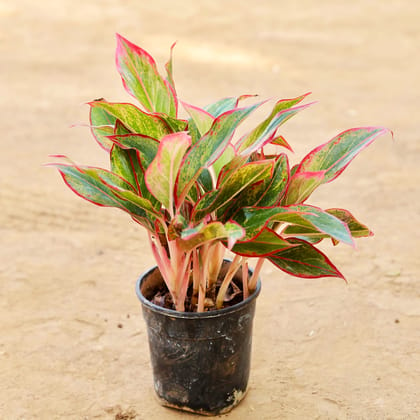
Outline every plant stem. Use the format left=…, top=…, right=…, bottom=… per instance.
left=197, top=244, right=210, bottom=312
left=192, top=248, right=200, bottom=308
left=248, top=257, right=264, bottom=291
left=177, top=250, right=192, bottom=311
left=215, top=254, right=243, bottom=309
left=242, top=261, right=249, bottom=300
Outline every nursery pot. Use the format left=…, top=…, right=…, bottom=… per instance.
left=135, top=261, right=261, bottom=416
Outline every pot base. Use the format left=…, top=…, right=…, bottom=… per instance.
left=155, top=387, right=248, bottom=416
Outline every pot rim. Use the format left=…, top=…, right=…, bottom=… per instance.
left=135, top=263, right=261, bottom=319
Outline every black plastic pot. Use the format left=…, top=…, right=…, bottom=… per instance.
left=135, top=261, right=261, bottom=416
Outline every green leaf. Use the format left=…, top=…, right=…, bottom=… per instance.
left=89, top=102, right=117, bottom=151
left=145, top=132, right=191, bottom=211
left=237, top=204, right=354, bottom=246
left=52, top=163, right=157, bottom=231
left=116, top=34, right=177, bottom=116
left=183, top=102, right=214, bottom=137
left=88, top=100, right=171, bottom=139
left=232, top=227, right=294, bottom=257
left=165, top=42, right=177, bottom=92
left=326, top=208, right=373, bottom=238
left=283, top=208, right=373, bottom=243
left=176, top=102, right=263, bottom=206
left=267, top=238, right=344, bottom=279
left=270, top=134, right=293, bottom=152
left=179, top=221, right=245, bottom=251
left=192, top=160, right=274, bottom=221
left=282, top=170, right=325, bottom=205
left=256, top=154, right=289, bottom=206
left=296, top=126, right=390, bottom=184
left=204, top=94, right=257, bottom=117
left=156, top=114, right=188, bottom=132
left=211, top=145, right=235, bottom=180
left=283, top=127, right=390, bottom=205
left=107, top=133, right=159, bottom=170
left=110, top=145, right=158, bottom=207
left=236, top=93, right=312, bottom=154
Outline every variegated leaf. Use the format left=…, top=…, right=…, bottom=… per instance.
left=176, top=102, right=264, bottom=207
left=192, top=160, right=274, bottom=221
left=236, top=93, right=312, bottom=155
left=267, top=238, right=344, bottom=279
left=145, top=132, right=191, bottom=211
left=179, top=221, right=244, bottom=251
left=116, top=34, right=177, bottom=116
left=88, top=100, right=171, bottom=139
left=232, top=227, right=294, bottom=257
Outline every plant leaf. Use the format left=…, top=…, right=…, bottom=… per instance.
left=88, top=100, right=171, bottom=139
left=165, top=42, right=177, bottom=92
left=192, top=160, right=274, bottom=221
left=270, top=134, right=293, bottom=152
left=176, top=102, right=264, bottom=206
left=52, top=163, right=158, bottom=231
left=145, top=132, right=191, bottom=211
left=237, top=204, right=354, bottom=246
left=89, top=102, right=117, bottom=151
left=183, top=102, right=214, bottom=137
left=256, top=153, right=290, bottom=206
left=232, top=227, right=294, bottom=257
left=326, top=208, right=373, bottom=238
left=236, top=93, right=312, bottom=154
left=116, top=34, right=177, bottom=116
left=296, top=126, right=390, bottom=184
left=179, top=221, right=245, bottom=252
left=212, top=145, right=235, bottom=180
left=107, top=133, right=159, bottom=170
left=282, top=207, right=373, bottom=244
left=282, top=170, right=325, bottom=205
left=204, top=94, right=256, bottom=117
left=267, top=238, right=344, bottom=279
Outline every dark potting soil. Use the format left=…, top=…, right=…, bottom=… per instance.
left=150, top=278, right=244, bottom=312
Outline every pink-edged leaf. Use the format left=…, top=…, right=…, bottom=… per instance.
left=270, top=134, right=293, bottom=152
left=145, top=132, right=191, bottom=211
left=326, top=208, right=373, bottom=238
left=255, top=153, right=290, bottom=207
left=192, top=160, right=274, bottom=221
left=176, top=101, right=264, bottom=207
left=178, top=221, right=245, bottom=252
left=107, top=133, right=159, bottom=170
left=88, top=100, right=171, bottom=139
left=236, top=204, right=354, bottom=246
left=110, top=122, right=158, bottom=207
left=182, top=101, right=214, bottom=137
left=51, top=162, right=158, bottom=231
left=204, top=94, right=257, bottom=117
left=116, top=34, right=177, bottom=116
left=89, top=102, right=117, bottom=151
left=155, top=114, right=187, bottom=133
left=232, top=227, right=294, bottom=257
left=282, top=207, right=373, bottom=244
left=212, top=144, right=235, bottom=180
left=282, top=170, right=326, bottom=205
left=267, top=238, right=345, bottom=279
left=236, top=93, right=312, bottom=154
left=165, top=42, right=177, bottom=91
left=296, top=126, right=391, bottom=184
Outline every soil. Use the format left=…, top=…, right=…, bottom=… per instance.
left=1, top=1, right=419, bottom=419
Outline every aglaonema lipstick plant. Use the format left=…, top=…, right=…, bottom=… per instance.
left=50, top=34, right=390, bottom=312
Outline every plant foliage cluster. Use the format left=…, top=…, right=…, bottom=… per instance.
left=51, top=34, right=389, bottom=311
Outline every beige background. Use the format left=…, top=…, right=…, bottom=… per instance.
left=1, top=1, right=419, bottom=418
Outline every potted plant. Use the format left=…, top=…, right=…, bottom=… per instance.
left=50, top=34, right=390, bottom=415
